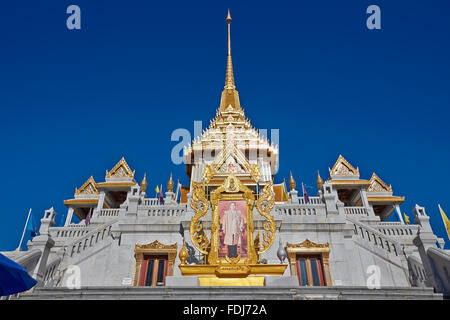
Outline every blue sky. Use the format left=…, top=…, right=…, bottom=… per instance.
left=0, top=0, right=449, bottom=250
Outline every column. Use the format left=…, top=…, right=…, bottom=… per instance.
left=64, top=207, right=74, bottom=227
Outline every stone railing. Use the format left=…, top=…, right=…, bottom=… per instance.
left=143, top=198, right=159, bottom=206
left=98, top=208, right=120, bottom=217
left=66, top=219, right=118, bottom=259
left=146, top=205, right=186, bottom=217
left=50, top=225, right=91, bottom=240
left=344, top=206, right=369, bottom=216
left=298, top=196, right=322, bottom=205
left=407, top=254, right=427, bottom=288
left=274, top=203, right=325, bottom=216
left=376, top=222, right=419, bottom=238
left=43, top=258, right=61, bottom=287
left=347, top=216, right=402, bottom=257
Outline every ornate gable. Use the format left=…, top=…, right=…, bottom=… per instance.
left=135, top=240, right=177, bottom=251
left=105, top=157, right=135, bottom=179
left=211, top=134, right=252, bottom=175
left=367, top=173, right=392, bottom=193
left=329, top=155, right=359, bottom=176
left=75, top=176, right=99, bottom=195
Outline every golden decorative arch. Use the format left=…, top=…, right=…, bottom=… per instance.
left=208, top=173, right=258, bottom=265
left=133, top=240, right=177, bottom=286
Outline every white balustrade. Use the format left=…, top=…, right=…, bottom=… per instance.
left=143, top=198, right=159, bottom=206
left=344, top=207, right=369, bottom=216
left=147, top=206, right=186, bottom=217
left=348, top=216, right=401, bottom=257
left=99, top=209, right=120, bottom=217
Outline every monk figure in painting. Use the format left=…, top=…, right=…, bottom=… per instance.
left=223, top=202, right=244, bottom=258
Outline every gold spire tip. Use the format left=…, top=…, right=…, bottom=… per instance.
left=226, top=9, right=232, bottom=23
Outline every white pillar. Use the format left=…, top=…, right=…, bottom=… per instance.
left=64, top=207, right=74, bottom=226
left=395, top=204, right=405, bottom=224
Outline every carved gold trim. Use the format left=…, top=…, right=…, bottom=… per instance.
left=133, top=240, right=177, bottom=286
left=96, top=182, right=137, bottom=188
left=367, top=196, right=405, bottom=203
left=326, top=180, right=370, bottom=186
left=189, top=182, right=210, bottom=255
left=63, top=199, right=99, bottom=206
left=255, top=181, right=276, bottom=254
left=367, top=173, right=393, bottom=193
left=286, top=239, right=332, bottom=286
left=329, top=155, right=359, bottom=177
left=105, top=157, right=135, bottom=179
left=75, top=176, right=99, bottom=195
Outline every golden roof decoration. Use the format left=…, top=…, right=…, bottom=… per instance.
left=167, top=173, right=174, bottom=192
left=367, top=173, right=393, bottom=193
left=289, top=171, right=296, bottom=191
left=135, top=240, right=177, bottom=251
left=286, top=239, right=330, bottom=249
left=329, top=155, right=359, bottom=176
left=105, top=157, right=135, bottom=179
left=75, top=176, right=99, bottom=195
left=316, top=171, right=323, bottom=190
left=140, top=173, right=148, bottom=193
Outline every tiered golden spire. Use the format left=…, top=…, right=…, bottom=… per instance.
left=225, top=9, right=235, bottom=90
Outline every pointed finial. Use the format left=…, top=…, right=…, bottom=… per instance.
left=179, top=240, right=189, bottom=265
left=140, top=173, right=148, bottom=193
left=226, top=9, right=232, bottom=23
left=167, top=173, right=174, bottom=192
left=289, top=171, right=296, bottom=191
left=317, top=171, right=323, bottom=191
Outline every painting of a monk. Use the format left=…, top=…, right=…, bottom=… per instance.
left=219, top=200, right=247, bottom=258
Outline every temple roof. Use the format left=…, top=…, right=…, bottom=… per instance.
left=367, top=173, right=393, bottom=193
left=329, top=155, right=360, bottom=177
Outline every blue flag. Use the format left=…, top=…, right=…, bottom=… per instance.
left=21, top=211, right=39, bottom=250
left=25, top=211, right=38, bottom=238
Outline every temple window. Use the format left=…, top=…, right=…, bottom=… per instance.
left=295, top=254, right=326, bottom=286
left=133, top=240, right=177, bottom=287
left=286, top=240, right=332, bottom=286
left=137, top=254, right=168, bottom=286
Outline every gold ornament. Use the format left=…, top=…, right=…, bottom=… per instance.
left=140, top=173, right=148, bottom=193
left=179, top=240, right=189, bottom=265
left=316, top=171, right=323, bottom=191
left=289, top=171, right=296, bottom=191
left=167, top=173, right=174, bottom=192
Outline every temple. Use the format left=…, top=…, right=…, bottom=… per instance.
left=2, top=11, right=449, bottom=300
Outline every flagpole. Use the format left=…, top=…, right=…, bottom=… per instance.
left=16, top=208, right=32, bottom=251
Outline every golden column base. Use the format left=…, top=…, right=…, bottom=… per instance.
left=198, top=276, right=265, bottom=287
left=179, top=264, right=287, bottom=286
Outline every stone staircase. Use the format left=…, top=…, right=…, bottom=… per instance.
left=16, top=286, right=442, bottom=300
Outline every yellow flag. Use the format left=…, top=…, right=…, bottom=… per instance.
left=438, top=204, right=450, bottom=240
left=155, top=185, right=160, bottom=194
left=404, top=213, right=410, bottom=225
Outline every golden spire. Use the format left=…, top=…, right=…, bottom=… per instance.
left=316, top=171, right=323, bottom=191
left=140, top=173, right=148, bottom=193
left=225, top=9, right=235, bottom=90
left=167, top=173, right=174, bottom=192
left=289, top=171, right=296, bottom=191
left=219, top=9, right=242, bottom=112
